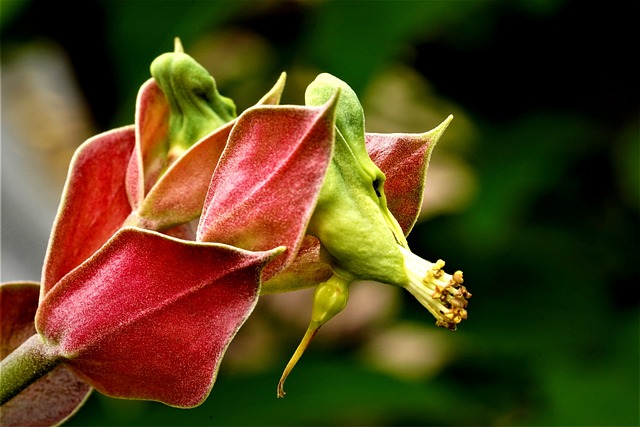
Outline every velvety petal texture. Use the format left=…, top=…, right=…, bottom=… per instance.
left=36, top=228, right=282, bottom=407
left=127, top=79, right=171, bottom=209
left=135, top=121, right=234, bottom=230
left=0, top=282, right=91, bottom=427
left=134, top=73, right=288, bottom=231
left=198, top=95, right=338, bottom=279
left=365, top=115, right=452, bottom=235
left=41, top=127, right=135, bottom=297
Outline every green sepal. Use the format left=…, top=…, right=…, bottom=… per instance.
left=306, top=74, right=407, bottom=248
left=304, top=74, right=407, bottom=285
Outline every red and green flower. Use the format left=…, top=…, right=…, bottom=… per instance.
left=0, top=38, right=469, bottom=426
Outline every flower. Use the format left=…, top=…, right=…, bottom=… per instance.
left=266, top=73, right=471, bottom=396
left=28, top=88, right=340, bottom=406
left=1, top=40, right=338, bottom=411
left=41, top=38, right=287, bottom=300
left=1, top=39, right=470, bottom=418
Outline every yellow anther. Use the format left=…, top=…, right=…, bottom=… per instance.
left=432, top=285, right=443, bottom=299
left=452, top=270, right=464, bottom=285
left=449, top=298, right=465, bottom=309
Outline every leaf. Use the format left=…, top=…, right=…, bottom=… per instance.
left=134, top=72, right=288, bottom=231
left=136, top=121, right=234, bottom=230
left=126, top=79, right=171, bottom=209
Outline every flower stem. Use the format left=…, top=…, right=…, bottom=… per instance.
left=276, top=326, right=318, bottom=398
left=277, top=275, right=350, bottom=398
left=0, top=334, right=61, bottom=405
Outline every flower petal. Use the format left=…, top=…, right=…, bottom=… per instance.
left=36, top=228, right=282, bottom=408
left=261, top=235, right=332, bottom=294
left=0, top=282, right=91, bottom=427
left=197, top=96, right=337, bottom=280
left=135, top=121, right=233, bottom=230
left=127, top=79, right=171, bottom=210
left=132, top=74, right=287, bottom=231
left=42, top=127, right=135, bottom=296
left=255, top=72, right=287, bottom=106
left=365, top=116, right=452, bottom=234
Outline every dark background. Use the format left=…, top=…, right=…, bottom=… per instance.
left=1, top=1, right=638, bottom=426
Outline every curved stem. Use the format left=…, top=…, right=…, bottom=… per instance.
left=1, top=334, right=61, bottom=405
left=276, top=325, right=318, bottom=398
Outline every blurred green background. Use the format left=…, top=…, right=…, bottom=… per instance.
left=1, top=0, right=638, bottom=426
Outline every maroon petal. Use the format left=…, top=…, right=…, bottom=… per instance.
left=365, top=116, right=452, bottom=235
left=0, top=282, right=91, bottom=427
left=42, top=127, right=135, bottom=296
left=261, top=235, right=332, bottom=294
left=126, top=79, right=171, bottom=210
left=197, top=96, right=337, bottom=280
left=133, top=73, right=288, bottom=231
left=36, top=228, right=282, bottom=408
left=135, top=121, right=233, bottom=230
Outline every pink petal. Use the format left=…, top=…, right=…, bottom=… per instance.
left=197, top=96, right=337, bottom=280
left=135, top=121, right=233, bottom=230
left=365, top=126, right=446, bottom=234
left=0, top=282, right=91, bottom=427
left=41, top=127, right=135, bottom=296
left=36, top=228, right=281, bottom=408
left=126, top=79, right=171, bottom=209
left=261, top=235, right=332, bottom=294
left=132, top=73, right=287, bottom=231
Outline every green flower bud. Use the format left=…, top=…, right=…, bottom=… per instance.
left=309, top=274, right=350, bottom=327
left=277, top=274, right=349, bottom=398
left=305, top=74, right=408, bottom=286
left=150, top=38, right=236, bottom=162
left=306, top=74, right=408, bottom=250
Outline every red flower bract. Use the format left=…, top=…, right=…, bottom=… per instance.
left=36, top=227, right=282, bottom=407
left=41, top=71, right=287, bottom=300
left=198, top=94, right=338, bottom=280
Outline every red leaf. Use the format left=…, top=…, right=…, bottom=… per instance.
left=365, top=134, right=430, bottom=235
left=36, top=228, right=281, bottom=407
left=0, top=282, right=91, bottom=427
left=130, top=73, right=287, bottom=231
left=42, top=127, right=135, bottom=296
left=197, top=97, right=337, bottom=280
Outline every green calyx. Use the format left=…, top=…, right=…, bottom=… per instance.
left=150, top=38, right=236, bottom=160
left=309, top=274, right=350, bottom=327
left=305, top=74, right=407, bottom=286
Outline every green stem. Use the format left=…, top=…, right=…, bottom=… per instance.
left=277, top=325, right=318, bottom=398
left=1, top=334, right=61, bottom=405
